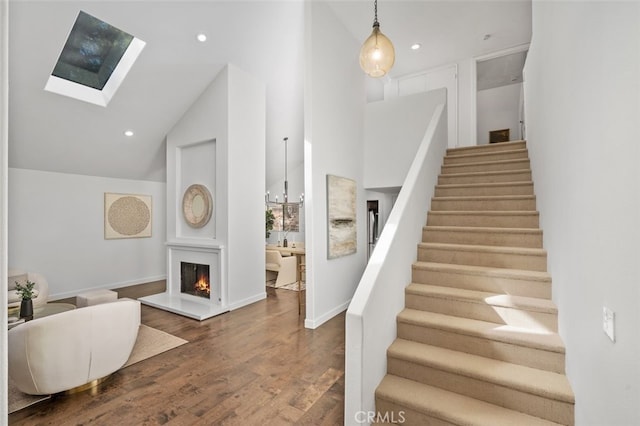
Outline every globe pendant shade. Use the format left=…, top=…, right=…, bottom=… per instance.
left=359, top=24, right=395, bottom=78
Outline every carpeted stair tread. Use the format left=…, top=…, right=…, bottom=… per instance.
left=376, top=375, right=564, bottom=426
left=432, top=194, right=536, bottom=202
left=387, top=339, right=575, bottom=403
left=439, top=168, right=533, bottom=179
left=413, top=261, right=551, bottom=282
left=398, top=308, right=565, bottom=353
left=428, top=210, right=540, bottom=217
left=446, top=140, right=526, bottom=155
left=446, top=147, right=528, bottom=158
left=419, top=242, right=547, bottom=257
left=424, top=225, right=542, bottom=236
left=436, top=181, right=534, bottom=190
left=405, top=283, right=558, bottom=314
left=442, top=158, right=530, bottom=172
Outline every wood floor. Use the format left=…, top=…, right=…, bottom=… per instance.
left=9, top=285, right=345, bottom=425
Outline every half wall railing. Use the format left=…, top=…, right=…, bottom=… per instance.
left=345, top=103, right=448, bottom=425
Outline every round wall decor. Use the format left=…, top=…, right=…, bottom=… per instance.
left=182, top=184, right=213, bottom=228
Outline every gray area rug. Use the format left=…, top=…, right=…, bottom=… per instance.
left=8, top=324, right=188, bottom=414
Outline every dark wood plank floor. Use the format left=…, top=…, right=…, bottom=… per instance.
left=9, top=285, right=345, bottom=425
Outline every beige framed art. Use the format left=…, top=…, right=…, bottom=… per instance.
left=104, top=193, right=152, bottom=239
left=326, top=174, right=357, bottom=259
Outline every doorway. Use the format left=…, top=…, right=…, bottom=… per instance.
left=367, top=200, right=379, bottom=260
left=471, top=44, right=529, bottom=146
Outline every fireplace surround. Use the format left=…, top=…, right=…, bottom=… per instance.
left=139, top=243, right=226, bottom=320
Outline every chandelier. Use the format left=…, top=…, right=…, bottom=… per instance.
left=265, top=137, right=304, bottom=208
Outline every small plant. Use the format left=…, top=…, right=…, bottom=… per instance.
left=265, top=209, right=275, bottom=239
left=15, top=279, right=36, bottom=300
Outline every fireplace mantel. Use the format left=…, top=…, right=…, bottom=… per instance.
left=166, top=241, right=224, bottom=250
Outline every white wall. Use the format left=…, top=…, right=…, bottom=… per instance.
left=525, top=2, right=640, bottom=424
left=167, top=65, right=266, bottom=310
left=476, top=83, right=522, bottom=144
left=384, top=66, right=458, bottom=148
left=8, top=168, right=166, bottom=299
left=1, top=0, right=8, bottom=417
left=364, top=89, right=446, bottom=190
left=227, top=66, right=267, bottom=308
left=304, top=1, right=368, bottom=328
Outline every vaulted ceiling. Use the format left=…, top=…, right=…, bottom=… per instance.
left=8, top=0, right=531, bottom=185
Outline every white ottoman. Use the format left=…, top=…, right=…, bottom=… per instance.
left=76, top=289, right=118, bottom=307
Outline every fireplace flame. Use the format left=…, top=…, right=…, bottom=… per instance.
left=194, top=274, right=210, bottom=295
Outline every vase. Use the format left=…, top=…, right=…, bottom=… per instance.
left=19, top=299, right=33, bottom=321
left=283, top=238, right=288, bottom=247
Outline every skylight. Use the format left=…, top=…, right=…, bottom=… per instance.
left=44, top=11, right=145, bottom=107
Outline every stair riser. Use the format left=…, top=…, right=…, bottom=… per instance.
left=423, top=229, right=543, bottom=248
left=431, top=198, right=536, bottom=211
left=405, top=294, right=558, bottom=332
left=438, top=171, right=532, bottom=185
left=387, top=358, right=574, bottom=424
left=435, top=184, right=534, bottom=197
left=447, top=141, right=526, bottom=156
left=412, top=267, right=552, bottom=299
left=444, top=150, right=528, bottom=165
left=442, top=160, right=530, bottom=174
left=418, top=246, right=548, bottom=272
left=427, top=213, right=540, bottom=228
left=375, top=400, right=453, bottom=426
left=397, top=322, right=565, bottom=373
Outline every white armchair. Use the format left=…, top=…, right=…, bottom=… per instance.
left=8, top=299, right=141, bottom=395
left=266, top=249, right=297, bottom=287
left=8, top=269, right=49, bottom=309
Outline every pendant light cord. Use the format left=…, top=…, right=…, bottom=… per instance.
left=373, top=0, right=379, bottom=26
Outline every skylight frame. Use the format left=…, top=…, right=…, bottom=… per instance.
left=44, top=11, right=145, bottom=107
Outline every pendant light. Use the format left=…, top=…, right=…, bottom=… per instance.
left=359, top=0, right=395, bottom=78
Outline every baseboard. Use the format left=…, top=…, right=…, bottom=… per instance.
left=305, top=299, right=351, bottom=329
left=228, top=292, right=267, bottom=311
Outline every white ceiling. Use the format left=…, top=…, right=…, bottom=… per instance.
left=477, top=50, right=528, bottom=91
left=8, top=0, right=531, bottom=185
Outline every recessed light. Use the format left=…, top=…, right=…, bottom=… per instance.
left=196, top=33, right=207, bottom=42
left=411, top=43, right=421, bottom=50
left=124, top=130, right=134, bottom=137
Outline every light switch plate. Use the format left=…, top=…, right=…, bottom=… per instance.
left=603, top=306, right=615, bottom=342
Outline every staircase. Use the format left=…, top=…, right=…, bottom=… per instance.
left=375, top=141, right=575, bottom=425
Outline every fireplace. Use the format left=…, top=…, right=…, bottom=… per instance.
left=138, top=244, right=227, bottom=320
left=181, top=262, right=211, bottom=298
